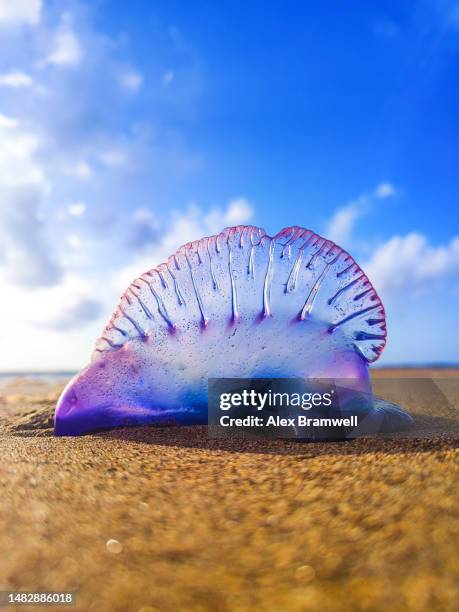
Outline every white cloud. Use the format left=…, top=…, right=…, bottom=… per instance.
left=0, top=185, right=62, bottom=287
left=326, top=182, right=396, bottom=245
left=365, top=232, right=459, bottom=295
left=0, top=0, right=41, bottom=27
left=66, top=234, right=82, bottom=249
left=62, top=161, right=92, bottom=179
left=0, top=71, right=33, bottom=87
left=222, top=197, right=253, bottom=226
left=375, top=181, right=395, bottom=198
left=133, top=208, right=156, bottom=222
left=0, top=274, right=106, bottom=370
left=0, top=118, right=45, bottom=189
left=120, top=70, right=143, bottom=92
left=116, top=198, right=254, bottom=290
left=125, top=208, right=160, bottom=251
left=99, top=149, right=127, bottom=167
left=203, top=197, right=253, bottom=234
left=0, top=113, right=60, bottom=288
left=67, top=202, right=86, bottom=217
left=48, top=26, right=82, bottom=67
left=327, top=199, right=363, bottom=245
left=44, top=298, right=102, bottom=331
left=0, top=114, right=19, bottom=129
left=0, top=2, right=208, bottom=369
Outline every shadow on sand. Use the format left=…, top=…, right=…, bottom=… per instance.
left=5, top=403, right=458, bottom=457
left=93, top=413, right=459, bottom=457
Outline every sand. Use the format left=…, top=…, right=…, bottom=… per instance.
left=0, top=370, right=458, bottom=612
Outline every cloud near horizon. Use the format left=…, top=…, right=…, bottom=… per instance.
left=365, top=232, right=459, bottom=296
left=325, top=183, right=459, bottom=300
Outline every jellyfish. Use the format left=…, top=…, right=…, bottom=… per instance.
left=55, top=225, right=413, bottom=436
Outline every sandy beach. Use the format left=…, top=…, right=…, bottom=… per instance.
left=0, top=369, right=458, bottom=611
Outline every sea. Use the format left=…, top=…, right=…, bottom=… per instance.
left=0, top=363, right=457, bottom=390
left=0, top=372, right=76, bottom=389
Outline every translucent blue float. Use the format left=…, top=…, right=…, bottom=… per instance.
left=55, top=225, right=413, bottom=436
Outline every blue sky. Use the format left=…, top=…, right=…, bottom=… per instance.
left=0, top=0, right=458, bottom=370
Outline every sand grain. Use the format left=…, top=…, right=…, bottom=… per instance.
left=0, top=371, right=458, bottom=611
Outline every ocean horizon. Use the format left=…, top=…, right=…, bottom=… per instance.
left=1, top=363, right=458, bottom=388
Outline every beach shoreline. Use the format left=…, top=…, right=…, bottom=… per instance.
left=0, top=369, right=458, bottom=611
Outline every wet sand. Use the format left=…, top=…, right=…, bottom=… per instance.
left=0, top=370, right=458, bottom=611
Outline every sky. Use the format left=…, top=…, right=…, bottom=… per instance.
left=0, top=0, right=458, bottom=371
